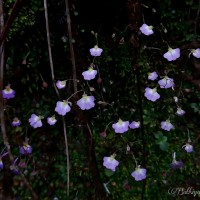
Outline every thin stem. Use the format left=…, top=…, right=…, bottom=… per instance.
left=64, top=0, right=77, bottom=92
left=67, top=90, right=84, bottom=101
left=43, top=0, right=60, bottom=100
left=62, top=116, right=70, bottom=197
left=44, top=0, right=70, bottom=197
left=135, top=49, right=146, bottom=200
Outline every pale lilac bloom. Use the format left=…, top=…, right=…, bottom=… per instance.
left=148, top=72, right=158, bottom=81
left=103, top=154, right=119, bottom=172
left=112, top=119, right=129, bottom=133
left=163, top=48, right=180, bottom=61
left=55, top=101, right=71, bottom=116
left=191, top=48, right=200, bottom=58
left=56, top=80, right=66, bottom=89
left=11, top=117, right=21, bottom=127
left=131, top=166, right=147, bottom=181
left=90, top=45, right=103, bottom=56
left=161, top=120, right=174, bottom=131
left=170, top=152, right=184, bottom=170
left=129, top=121, right=140, bottom=129
left=47, top=116, right=57, bottom=125
left=139, top=24, right=154, bottom=36
left=144, top=87, right=160, bottom=102
left=29, top=114, right=42, bottom=128
left=82, top=67, right=97, bottom=80
left=182, top=143, right=193, bottom=153
left=20, top=138, right=32, bottom=155
left=2, top=85, right=16, bottom=99
left=158, top=77, right=174, bottom=89
left=176, top=108, right=185, bottom=116
left=77, top=94, right=95, bottom=110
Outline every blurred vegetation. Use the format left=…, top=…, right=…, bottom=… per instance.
left=0, top=0, right=200, bottom=199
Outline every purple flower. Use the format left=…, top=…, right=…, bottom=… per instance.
left=77, top=94, right=95, bottom=110
left=0, top=152, right=8, bottom=170
left=55, top=101, right=71, bottom=116
left=0, top=159, right=3, bottom=170
left=144, top=87, right=160, bottom=102
left=163, top=48, right=180, bottom=61
left=56, top=80, right=66, bottom=89
left=10, top=158, right=20, bottom=175
left=129, top=121, right=140, bottom=129
left=170, top=152, right=184, bottom=170
left=82, top=67, right=97, bottom=80
left=20, top=139, right=32, bottom=155
left=11, top=117, right=21, bottom=127
left=2, top=85, right=16, bottom=99
left=112, top=119, right=129, bottom=133
left=131, top=166, right=147, bottom=181
left=182, top=143, right=193, bottom=153
left=191, top=48, right=200, bottom=58
left=139, top=24, right=154, bottom=36
left=176, top=108, right=185, bottom=116
left=103, top=154, right=119, bottom=172
left=47, top=116, right=57, bottom=125
left=29, top=114, right=42, bottom=128
left=148, top=72, right=158, bottom=81
left=90, top=45, right=103, bottom=56
left=158, top=77, right=174, bottom=89
left=161, top=120, right=174, bottom=131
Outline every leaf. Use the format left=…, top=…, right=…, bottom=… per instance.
left=159, top=142, right=168, bottom=151
left=104, top=169, right=114, bottom=177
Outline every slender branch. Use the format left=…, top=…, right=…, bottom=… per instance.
left=44, top=0, right=70, bottom=197
left=0, top=0, right=25, bottom=46
left=62, top=116, right=70, bottom=197
left=43, top=0, right=60, bottom=99
left=64, top=0, right=77, bottom=92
